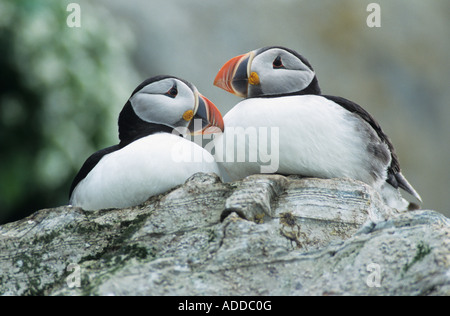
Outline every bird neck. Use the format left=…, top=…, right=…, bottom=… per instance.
left=118, top=101, right=176, bottom=148
left=300, top=76, right=321, bottom=95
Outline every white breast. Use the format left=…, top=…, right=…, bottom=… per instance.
left=71, top=133, right=220, bottom=210
left=213, top=95, right=389, bottom=187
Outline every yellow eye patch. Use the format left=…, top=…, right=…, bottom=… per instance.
left=182, top=110, right=194, bottom=121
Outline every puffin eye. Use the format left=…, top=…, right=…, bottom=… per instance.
left=273, top=56, right=284, bottom=69
left=166, top=85, right=178, bottom=98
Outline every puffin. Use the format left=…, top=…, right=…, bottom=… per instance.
left=69, top=75, right=224, bottom=210
left=213, top=46, right=422, bottom=210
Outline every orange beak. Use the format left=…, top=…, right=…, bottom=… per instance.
left=213, top=51, right=254, bottom=98
left=188, top=93, right=224, bottom=135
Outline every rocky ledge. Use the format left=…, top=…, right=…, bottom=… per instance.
left=1, top=173, right=449, bottom=295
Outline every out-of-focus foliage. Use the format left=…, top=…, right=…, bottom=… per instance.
left=0, top=0, right=139, bottom=223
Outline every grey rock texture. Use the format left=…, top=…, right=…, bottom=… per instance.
left=1, top=173, right=449, bottom=296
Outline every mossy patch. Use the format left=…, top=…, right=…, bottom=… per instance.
left=402, top=241, right=432, bottom=275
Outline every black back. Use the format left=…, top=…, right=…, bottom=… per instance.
left=321, top=95, right=406, bottom=191
left=69, top=144, right=120, bottom=198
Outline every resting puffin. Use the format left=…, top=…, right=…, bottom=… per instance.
left=69, top=75, right=224, bottom=210
left=213, top=46, right=421, bottom=210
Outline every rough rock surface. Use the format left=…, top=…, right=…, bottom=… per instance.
left=1, top=173, right=449, bottom=296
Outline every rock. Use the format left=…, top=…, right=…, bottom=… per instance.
left=0, top=174, right=449, bottom=296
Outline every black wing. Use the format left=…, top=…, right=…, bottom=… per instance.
left=69, top=144, right=120, bottom=199
left=321, top=95, right=411, bottom=192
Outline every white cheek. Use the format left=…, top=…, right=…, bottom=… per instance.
left=260, top=69, right=314, bottom=95
left=294, top=69, right=315, bottom=89
left=130, top=94, right=178, bottom=124
left=130, top=92, right=196, bottom=127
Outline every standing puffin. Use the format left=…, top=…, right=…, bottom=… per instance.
left=69, top=75, right=224, bottom=210
left=213, top=46, right=421, bottom=210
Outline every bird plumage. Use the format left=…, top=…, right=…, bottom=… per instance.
left=70, top=133, right=220, bottom=210
left=69, top=76, right=224, bottom=210
left=213, top=46, right=421, bottom=210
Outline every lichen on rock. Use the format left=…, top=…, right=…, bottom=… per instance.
left=0, top=173, right=449, bottom=296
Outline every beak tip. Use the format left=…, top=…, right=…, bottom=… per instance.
left=212, top=77, right=221, bottom=88
left=214, top=52, right=250, bottom=97
left=213, top=71, right=234, bottom=94
left=213, top=82, right=231, bottom=96
left=193, top=94, right=224, bottom=135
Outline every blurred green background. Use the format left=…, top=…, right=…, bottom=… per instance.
left=0, top=0, right=448, bottom=224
